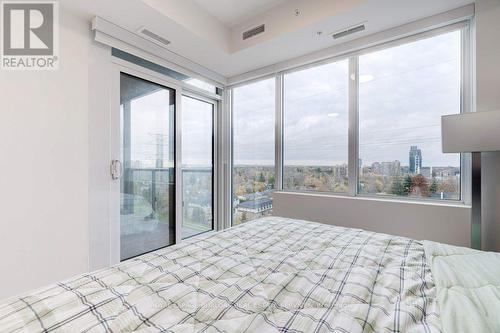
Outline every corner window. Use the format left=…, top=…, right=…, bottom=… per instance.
left=229, top=24, right=469, bottom=212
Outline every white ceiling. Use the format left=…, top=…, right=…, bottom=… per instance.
left=193, top=0, right=287, bottom=27
left=62, top=0, right=474, bottom=79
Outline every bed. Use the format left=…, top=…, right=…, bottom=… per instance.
left=0, top=217, right=498, bottom=332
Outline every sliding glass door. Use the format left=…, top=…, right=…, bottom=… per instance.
left=119, top=73, right=176, bottom=260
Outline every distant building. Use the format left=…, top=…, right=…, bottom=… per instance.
left=369, top=160, right=401, bottom=176
left=381, top=160, right=401, bottom=176
left=433, top=167, right=460, bottom=179
left=332, top=163, right=348, bottom=179
left=401, top=166, right=410, bottom=174
left=420, top=167, right=431, bottom=178
left=237, top=198, right=273, bottom=214
left=409, top=146, right=422, bottom=174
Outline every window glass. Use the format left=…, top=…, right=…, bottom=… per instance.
left=181, top=96, right=214, bottom=238
left=232, top=78, right=275, bottom=225
left=283, top=60, right=349, bottom=192
left=358, top=31, right=461, bottom=200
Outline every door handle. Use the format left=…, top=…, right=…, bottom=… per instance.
left=110, top=160, right=123, bottom=180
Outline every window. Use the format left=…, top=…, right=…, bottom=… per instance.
left=283, top=60, right=349, bottom=192
left=181, top=96, right=214, bottom=239
left=358, top=30, right=462, bottom=200
left=230, top=25, right=468, bottom=207
left=232, top=78, right=275, bottom=225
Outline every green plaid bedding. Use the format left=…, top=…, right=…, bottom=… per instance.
left=0, top=217, right=441, bottom=332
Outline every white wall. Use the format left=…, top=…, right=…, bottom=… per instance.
left=273, top=192, right=471, bottom=246
left=0, top=7, right=109, bottom=300
left=476, top=0, right=500, bottom=252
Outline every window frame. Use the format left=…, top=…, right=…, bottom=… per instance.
left=107, top=56, right=222, bottom=265
left=228, top=20, right=472, bottom=211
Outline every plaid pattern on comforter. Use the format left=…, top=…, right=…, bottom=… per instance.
left=0, top=217, right=441, bottom=332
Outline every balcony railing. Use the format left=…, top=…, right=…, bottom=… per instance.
left=121, top=166, right=212, bottom=216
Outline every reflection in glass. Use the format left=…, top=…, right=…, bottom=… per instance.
left=120, top=73, right=175, bottom=261
left=181, top=96, right=214, bottom=238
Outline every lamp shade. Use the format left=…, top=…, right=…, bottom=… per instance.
left=442, top=110, right=500, bottom=153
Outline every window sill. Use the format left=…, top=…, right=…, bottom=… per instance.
left=274, top=190, right=471, bottom=209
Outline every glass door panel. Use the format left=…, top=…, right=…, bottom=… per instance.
left=120, top=73, right=176, bottom=261
left=181, top=96, right=214, bottom=238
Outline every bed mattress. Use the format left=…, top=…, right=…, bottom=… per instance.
left=0, top=217, right=442, bottom=332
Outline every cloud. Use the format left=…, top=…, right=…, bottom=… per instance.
left=232, top=30, right=461, bottom=168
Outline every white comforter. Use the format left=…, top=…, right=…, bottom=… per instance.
left=424, top=240, right=500, bottom=333
left=0, top=217, right=442, bottom=332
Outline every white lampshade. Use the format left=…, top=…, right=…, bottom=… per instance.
left=442, top=110, right=500, bottom=153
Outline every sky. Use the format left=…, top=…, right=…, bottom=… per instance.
left=127, top=88, right=174, bottom=167
left=233, top=30, right=462, bottom=168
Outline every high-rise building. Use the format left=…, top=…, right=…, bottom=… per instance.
left=409, top=146, right=422, bottom=174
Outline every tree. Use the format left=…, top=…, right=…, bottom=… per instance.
left=411, top=174, right=429, bottom=197
left=268, top=175, right=275, bottom=187
left=438, top=180, right=456, bottom=194
left=402, top=175, right=413, bottom=196
left=334, top=183, right=348, bottom=193
left=253, top=181, right=265, bottom=193
left=390, top=176, right=404, bottom=195
left=257, top=172, right=265, bottom=183
left=375, top=178, right=384, bottom=193
left=429, top=179, right=438, bottom=195
left=235, top=185, right=247, bottom=197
